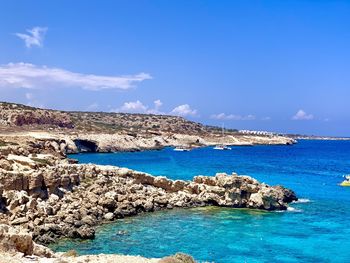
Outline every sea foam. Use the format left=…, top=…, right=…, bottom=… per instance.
left=292, top=198, right=311, bottom=204
left=287, top=206, right=303, bottom=213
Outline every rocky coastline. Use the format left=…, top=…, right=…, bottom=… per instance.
left=0, top=102, right=298, bottom=262
left=0, top=132, right=297, bottom=262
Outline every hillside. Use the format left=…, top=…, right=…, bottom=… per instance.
left=0, top=102, right=73, bottom=129
left=0, top=102, right=210, bottom=135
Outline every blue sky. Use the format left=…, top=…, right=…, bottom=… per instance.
left=0, top=1, right=349, bottom=136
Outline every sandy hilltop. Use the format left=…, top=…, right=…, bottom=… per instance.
left=0, top=102, right=298, bottom=262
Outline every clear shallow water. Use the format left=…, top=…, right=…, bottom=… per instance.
left=52, top=140, right=350, bottom=262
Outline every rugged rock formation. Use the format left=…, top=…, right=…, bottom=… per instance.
left=0, top=125, right=298, bottom=262
left=0, top=159, right=297, bottom=244
left=0, top=102, right=73, bottom=128
left=0, top=224, right=54, bottom=257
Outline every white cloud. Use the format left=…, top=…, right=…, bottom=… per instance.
left=210, top=113, right=256, bottom=121
left=171, top=104, right=197, bottom=117
left=0, top=63, right=151, bottom=91
left=261, top=116, right=271, bottom=121
left=15, top=27, right=47, bottom=48
left=154, top=99, right=162, bottom=110
left=112, top=100, right=196, bottom=117
left=292, top=110, right=314, bottom=120
left=146, top=99, right=164, bottom=114
left=118, top=100, right=147, bottom=113
left=113, top=99, right=165, bottom=114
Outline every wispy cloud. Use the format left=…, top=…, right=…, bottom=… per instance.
left=292, top=110, right=314, bottom=120
left=170, top=104, right=197, bottom=117
left=0, top=63, right=152, bottom=91
left=15, top=27, right=47, bottom=48
left=210, top=113, right=256, bottom=121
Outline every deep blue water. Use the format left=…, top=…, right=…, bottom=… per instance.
left=53, top=140, right=350, bottom=262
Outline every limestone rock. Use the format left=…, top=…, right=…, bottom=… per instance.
left=0, top=224, right=33, bottom=255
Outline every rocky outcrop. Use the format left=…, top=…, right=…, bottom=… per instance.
left=0, top=134, right=297, bottom=246
left=0, top=161, right=297, bottom=244
left=0, top=224, right=54, bottom=257
left=0, top=102, right=73, bottom=128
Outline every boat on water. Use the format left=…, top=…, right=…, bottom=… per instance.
left=340, top=175, right=350, bottom=186
left=173, top=146, right=191, bottom=152
left=213, top=144, right=232, bottom=150
left=214, top=123, right=232, bottom=150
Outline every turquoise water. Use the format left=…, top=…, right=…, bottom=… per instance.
left=53, top=140, right=350, bottom=262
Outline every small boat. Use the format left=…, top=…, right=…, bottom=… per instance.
left=214, top=144, right=232, bottom=150
left=213, top=123, right=232, bottom=150
left=340, top=175, right=350, bottom=186
left=173, top=146, right=191, bottom=152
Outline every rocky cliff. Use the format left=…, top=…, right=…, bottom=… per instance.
left=0, top=102, right=74, bottom=128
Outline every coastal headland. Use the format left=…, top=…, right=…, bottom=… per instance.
left=0, top=102, right=297, bottom=262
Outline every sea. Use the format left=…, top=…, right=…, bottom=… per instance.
left=51, top=140, right=350, bottom=262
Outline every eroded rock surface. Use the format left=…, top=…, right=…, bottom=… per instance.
left=0, top=131, right=297, bottom=262
left=0, top=160, right=297, bottom=244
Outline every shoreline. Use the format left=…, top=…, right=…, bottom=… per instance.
left=0, top=103, right=300, bottom=262
left=0, top=131, right=298, bottom=262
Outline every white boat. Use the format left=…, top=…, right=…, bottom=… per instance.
left=173, top=146, right=190, bottom=152
left=213, top=123, right=232, bottom=150
left=213, top=144, right=232, bottom=150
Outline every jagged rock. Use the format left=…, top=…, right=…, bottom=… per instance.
left=11, top=217, right=29, bottom=225
left=0, top=224, right=55, bottom=258
left=33, top=243, right=55, bottom=257
left=77, top=226, right=95, bottom=239
left=0, top=224, right=33, bottom=255
left=0, top=133, right=297, bottom=248
left=1, top=163, right=297, bottom=244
